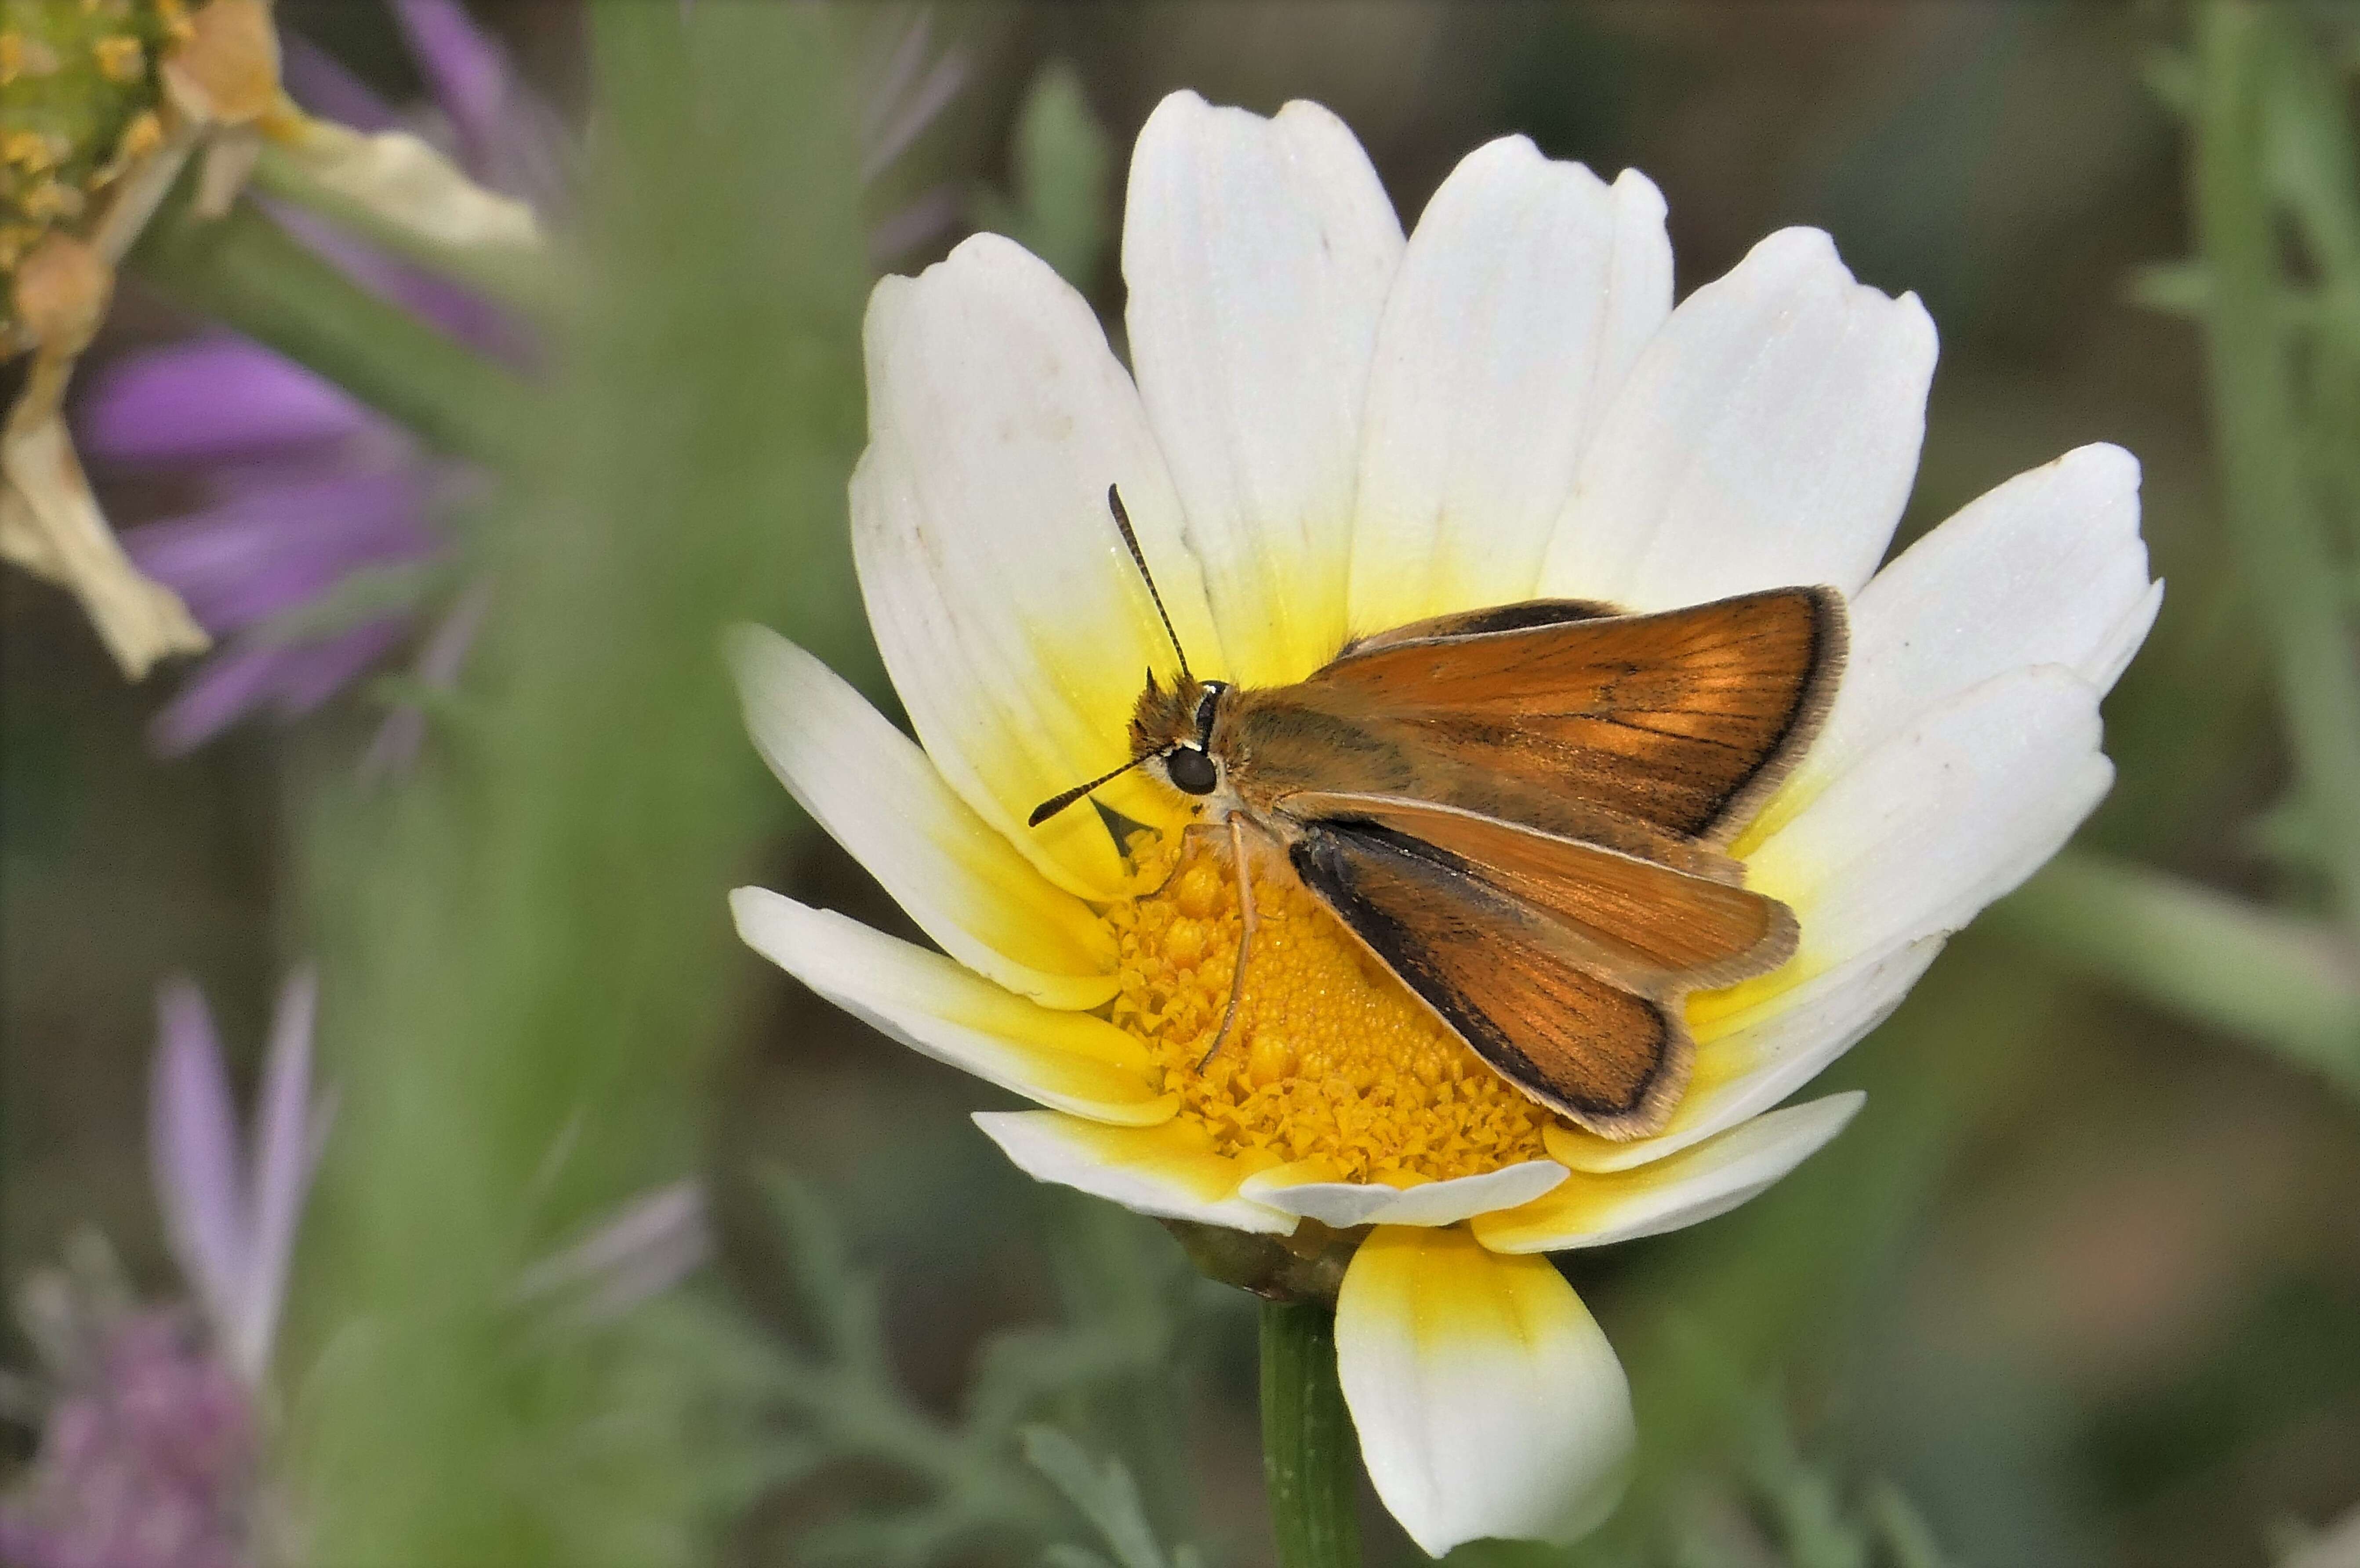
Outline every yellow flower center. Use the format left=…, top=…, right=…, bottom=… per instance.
left=1105, top=833, right=1560, bottom=1186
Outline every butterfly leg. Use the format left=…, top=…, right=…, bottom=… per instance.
left=1136, top=816, right=1224, bottom=899
left=1196, top=815, right=1258, bottom=1071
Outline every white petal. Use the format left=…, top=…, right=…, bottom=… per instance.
left=1336, top=1226, right=1633, bottom=1554
left=1474, top=1093, right=1865, bottom=1252
left=1748, top=666, right=2113, bottom=968
left=972, top=1111, right=1296, bottom=1234
left=1123, top=91, right=1405, bottom=683
left=856, top=233, right=1224, bottom=902
left=1555, top=937, right=1942, bottom=1173
left=727, top=625, right=1118, bottom=1009
left=1349, top=143, right=1670, bottom=631
left=1765, top=443, right=2158, bottom=834
left=1538, top=228, right=1937, bottom=610
left=1238, top=1159, right=1568, bottom=1229
left=730, top=889, right=1175, bottom=1125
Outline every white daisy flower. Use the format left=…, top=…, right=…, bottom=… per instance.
left=727, top=91, right=2159, bottom=1555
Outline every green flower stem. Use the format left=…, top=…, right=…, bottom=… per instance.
left=1990, top=849, right=2360, bottom=1090
left=1260, top=1302, right=1362, bottom=1568
left=126, top=191, right=532, bottom=469
left=2192, top=2, right=2360, bottom=936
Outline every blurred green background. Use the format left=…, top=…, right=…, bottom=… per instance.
left=5, top=4, right=2359, bottom=1566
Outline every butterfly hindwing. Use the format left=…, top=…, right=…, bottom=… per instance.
left=1286, top=813, right=1693, bottom=1138
left=1277, top=791, right=1797, bottom=992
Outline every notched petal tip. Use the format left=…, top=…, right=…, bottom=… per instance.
left=1610, top=164, right=1668, bottom=215
left=1540, top=215, right=1936, bottom=610
left=1123, top=80, right=1401, bottom=683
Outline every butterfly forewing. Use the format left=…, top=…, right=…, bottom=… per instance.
left=1287, top=817, right=1690, bottom=1137
left=1289, top=587, right=1845, bottom=842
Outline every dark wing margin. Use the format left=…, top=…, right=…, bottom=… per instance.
left=1288, top=818, right=1694, bottom=1140
left=1339, top=598, right=1622, bottom=656
left=1694, top=586, right=1847, bottom=843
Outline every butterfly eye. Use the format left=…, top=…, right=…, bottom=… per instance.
left=1165, top=746, right=1219, bottom=795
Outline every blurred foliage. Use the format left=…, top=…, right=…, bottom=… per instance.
left=1026, top=1425, right=1209, bottom=1568
left=279, top=5, right=876, bottom=1564
left=1465, top=1356, right=1963, bottom=1568
left=1964, top=0, right=2360, bottom=1103
left=7, top=4, right=2360, bottom=1568
left=653, top=1171, right=1231, bottom=1568
left=973, top=59, right=1115, bottom=297
left=2175, top=4, right=2360, bottom=943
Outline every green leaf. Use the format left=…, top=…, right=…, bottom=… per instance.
left=2258, top=17, right=2360, bottom=285
left=2124, top=260, right=2210, bottom=316
left=1865, top=1481, right=1953, bottom=1568
left=1987, top=850, right=2360, bottom=1092
left=973, top=59, right=1114, bottom=294
left=2189, top=2, right=2360, bottom=938
left=1046, top=1548, right=1121, bottom=1568
left=2139, top=45, right=2198, bottom=113
left=1023, top=1426, right=1176, bottom=1568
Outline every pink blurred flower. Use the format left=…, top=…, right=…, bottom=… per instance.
left=0, top=972, right=326, bottom=1568
left=0, top=966, right=715, bottom=1568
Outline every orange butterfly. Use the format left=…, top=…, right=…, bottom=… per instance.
left=1031, top=489, right=1844, bottom=1141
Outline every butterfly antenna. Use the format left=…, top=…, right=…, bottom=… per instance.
left=1028, top=751, right=1153, bottom=828
left=1107, top=484, right=1192, bottom=683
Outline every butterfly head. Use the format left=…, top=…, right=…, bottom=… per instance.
left=1130, top=671, right=1231, bottom=799
left=1026, top=484, right=1236, bottom=830
left=1024, top=671, right=1237, bottom=829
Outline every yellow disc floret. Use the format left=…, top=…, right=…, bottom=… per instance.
left=1107, top=832, right=1558, bottom=1186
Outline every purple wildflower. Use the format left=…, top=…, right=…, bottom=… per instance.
left=79, top=1, right=964, bottom=760
left=0, top=965, right=715, bottom=1568
left=79, top=0, right=545, bottom=759
left=0, top=971, right=327, bottom=1568
left=146, top=973, right=332, bottom=1390
left=0, top=1303, right=257, bottom=1568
